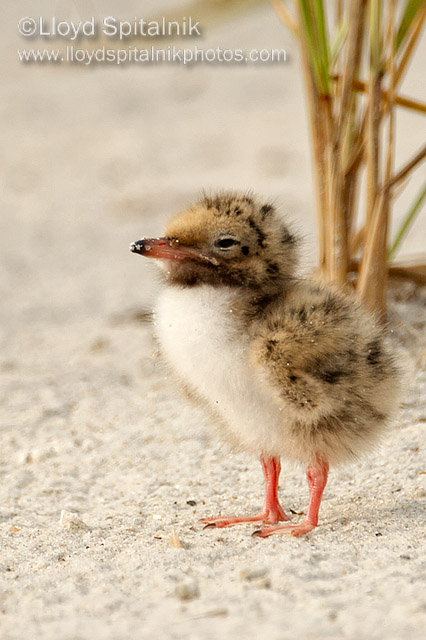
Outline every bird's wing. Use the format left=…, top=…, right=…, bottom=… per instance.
left=248, top=284, right=371, bottom=420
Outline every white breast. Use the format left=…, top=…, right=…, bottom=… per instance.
left=154, top=285, right=287, bottom=456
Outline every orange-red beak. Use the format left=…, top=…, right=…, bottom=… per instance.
left=130, top=237, right=218, bottom=264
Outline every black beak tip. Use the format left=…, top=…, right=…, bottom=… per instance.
left=130, top=241, right=143, bottom=255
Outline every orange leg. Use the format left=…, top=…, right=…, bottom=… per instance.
left=200, top=455, right=290, bottom=529
left=253, top=457, right=329, bottom=538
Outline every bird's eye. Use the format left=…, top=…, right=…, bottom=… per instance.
left=215, top=237, right=239, bottom=249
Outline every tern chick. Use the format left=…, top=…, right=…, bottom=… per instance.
left=130, top=192, right=400, bottom=537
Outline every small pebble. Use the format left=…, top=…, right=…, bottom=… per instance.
left=240, top=568, right=271, bottom=589
left=175, top=581, right=199, bottom=601
left=59, top=510, right=89, bottom=532
left=169, top=530, right=186, bottom=548
left=240, top=568, right=268, bottom=581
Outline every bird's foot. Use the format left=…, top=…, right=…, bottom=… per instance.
left=200, top=505, right=290, bottom=529
left=252, top=520, right=315, bottom=538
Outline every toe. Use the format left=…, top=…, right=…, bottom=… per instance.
left=252, top=521, right=316, bottom=538
left=290, top=523, right=315, bottom=537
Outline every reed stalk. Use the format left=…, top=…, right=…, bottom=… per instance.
left=270, top=0, right=426, bottom=314
left=358, top=0, right=397, bottom=313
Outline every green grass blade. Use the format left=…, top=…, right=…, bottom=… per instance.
left=298, top=0, right=330, bottom=95
left=396, top=0, right=425, bottom=51
left=330, top=18, right=348, bottom=65
left=311, top=0, right=330, bottom=93
left=369, top=0, right=382, bottom=72
left=298, top=0, right=325, bottom=92
left=388, top=180, right=426, bottom=260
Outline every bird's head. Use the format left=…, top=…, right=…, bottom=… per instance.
left=130, top=192, right=299, bottom=293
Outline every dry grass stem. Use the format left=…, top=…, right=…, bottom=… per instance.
left=268, top=0, right=426, bottom=309
left=337, top=1, right=366, bottom=133
left=350, top=260, right=426, bottom=286
left=294, top=1, right=329, bottom=272
left=357, top=191, right=388, bottom=312
left=268, top=0, right=298, bottom=35
left=395, top=5, right=426, bottom=86
left=334, top=77, right=426, bottom=114
left=350, top=226, right=366, bottom=256
left=359, top=0, right=397, bottom=313
left=386, top=142, right=426, bottom=190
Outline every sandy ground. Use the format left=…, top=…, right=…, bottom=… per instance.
left=1, top=1, right=426, bottom=639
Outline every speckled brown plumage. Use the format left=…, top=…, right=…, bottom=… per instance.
left=248, top=280, right=398, bottom=466
left=130, top=192, right=401, bottom=537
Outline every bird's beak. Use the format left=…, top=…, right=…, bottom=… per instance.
left=130, top=237, right=219, bottom=265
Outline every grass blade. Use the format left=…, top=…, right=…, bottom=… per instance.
left=269, top=0, right=298, bottom=35
left=395, top=5, right=426, bottom=85
left=369, top=0, right=382, bottom=73
left=388, top=181, right=426, bottom=259
left=396, top=0, right=425, bottom=51
left=387, top=142, right=426, bottom=189
left=330, top=18, right=348, bottom=65
left=298, top=0, right=330, bottom=95
left=310, top=0, right=330, bottom=94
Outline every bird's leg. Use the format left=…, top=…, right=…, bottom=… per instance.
left=253, top=456, right=329, bottom=538
left=200, top=454, right=290, bottom=529
left=259, top=455, right=290, bottom=523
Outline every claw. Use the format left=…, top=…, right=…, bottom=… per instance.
left=203, top=523, right=217, bottom=530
